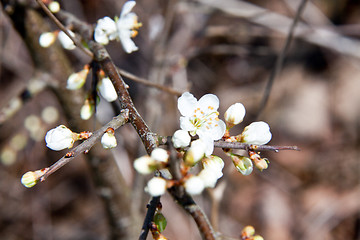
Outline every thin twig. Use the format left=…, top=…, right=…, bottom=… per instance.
left=256, top=0, right=308, bottom=119
left=214, top=141, right=300, bottom=152
left=138, top=196, right=161, bottom=240
left=35, top=0, right=94, bottom=58
left=38, top=109, right=129, bottom=182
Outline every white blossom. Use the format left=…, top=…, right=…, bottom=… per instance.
left=146, top=177, right=167, bottom=196
left=172, top=129, right=191, bottom=148
left=45, top=125, right=76, bottom=151
left=66, top=67, right=89, bottom=90
left=184, top=176, right=205, bottom=195
left=39, top=32, right=56, bottom=48
left=94, top=1, right=141, bottom=53
left=58, top=30, right=76, bottom=50
left=133, top=156, right=156, bottom=175
left=150, top=148, right=169, bottom=163
left=101, top=132, right=117, bottom=149
left=224, top=103, right=246, bottom=126
left=177, top=92, right=226, bottom=155
left=240, top=121, right=272, bottom=145
left=199, top=156, right=224, bottom=188
left=97, top=77, right=118, bottom=102
left=184, top=139, right=206, bottom=166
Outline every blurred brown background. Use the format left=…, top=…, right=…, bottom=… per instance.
left=0, top=0, right=359, bottom=239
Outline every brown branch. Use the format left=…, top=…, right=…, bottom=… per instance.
left=38, top=109, right=129, bottom=182
left=213, top=141, right=300, bottom=152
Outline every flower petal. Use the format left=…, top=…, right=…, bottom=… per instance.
left=120, top=0, right=136, bottom=17
left=178, top=92, right=197, bottom=116
left=197, top=94, right=220, bottom=112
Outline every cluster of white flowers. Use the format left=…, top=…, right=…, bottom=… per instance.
left=94, top=0, right=142, bottom=53
left=133, top=92, right=273, bottom=197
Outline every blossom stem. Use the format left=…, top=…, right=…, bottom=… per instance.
left=213, top=141, right=300, bottom=152
left=38, top=110, right=129, bottom=182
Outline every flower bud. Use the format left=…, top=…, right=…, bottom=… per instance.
left=150, top=148, right=169, bottom=163
left=253, top=158, right=268, bottom=171
left=45, top=125, right=76, bottom=151
left=48, top=1, right=60, bottom=13
left=231, top=154, right=253, bottom=175
left=101, top=128, right=117, bottom=149
left=252, top=236, right=264, bottom=240
left=241, top=225, right=255, bottom=237
left=58, top=30, right=76, bottom=50
left=240, top=121, right=272, bottom=145
left=97, top=77, right=118, bottom=102
left=184, top=176, right=205, bottom=195
left=184, top=139, right=206, bottom=166
left=146, top=177, right=167, bottom=197
left=21, top=168, right=48, bottom=188
left=134, top=156, right=156, bottom=175
left=198, top=168, right=220, bottom=188
left=80, top=99, right=95, bottom=120
left=172, top=129, right=191, bottom=148
left=224, top=103, right=246, bottom=127
left=39, top=32, right=56, bottom=48
left=66, top=66, right=89, bottom=90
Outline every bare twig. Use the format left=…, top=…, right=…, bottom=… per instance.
left=256, top=0, right=308, bottom=119
left=214, top=141, right=300, bottom=152
left=138, top=196, right=161, bottom=240
left=38, top=109, right=129, bottom=182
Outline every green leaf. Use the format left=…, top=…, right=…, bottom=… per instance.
left=154, top=212, right=167, bottom=232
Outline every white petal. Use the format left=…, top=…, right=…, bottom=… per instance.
left=224, top=103, right=246, bottom=125
left=146, top=177, right=167, bottom=197
left=197, top=94, right=220, bottom=112
left=119, top=31, right=138, bottom=53
left=58, top=31, right=76, bottom=50
left=179, top=116, right=196, bottom=133
left=241, top=121, right=272, bottom=145
left=184, top=176, right=204, bottom=195
left=172, top=129, right=191, bottom=148
left=120, top=0, right=136, bottom=17
left=117, top=13, right=138, bottom=30
left=98, top=77, right=118, bottom=102
left=177, top=92, right=197, bottom=116
left=150, top=148, right=169, bottom=163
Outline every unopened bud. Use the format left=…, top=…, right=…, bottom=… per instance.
left=184, top=139, right=206, bottom=166
left=231, top=154, right=253, bottom=176
left=58, top=30, right=76, bottom=50
left=150, top=148, right=169, bottom=163
left=39, top=32, right=56, bottom=48
left=97, top=77, right=118, bottom=102
left=252, top=235, right=264, bottom=240
left=101, top=128, right=117, bottom=149
left=239, top=121, right=272, bottom=145
left=21, top=168, right=48, bottom=188
left=48, top=1, right=60, bottom=13
left=146, top=177, right=167, bottom=197
left=172, top=129, right=191, bottom=148
left=66, top=66, right=90, bottom=90
left=224, top=103, right=246, bottom=128
left=241, top=225, right=255, bottom=237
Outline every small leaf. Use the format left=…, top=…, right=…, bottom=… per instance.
left=153, top=212, right=167, bottom=232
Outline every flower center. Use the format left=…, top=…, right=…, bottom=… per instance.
left=191, top=106, right=220, bottom=130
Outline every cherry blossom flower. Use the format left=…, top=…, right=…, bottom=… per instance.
left=198, top=156, right=224, bottom=188
left=224, top=103, right=246, bottom=127
left=240, top=121, right=272, bottom=145
left=94, top=0, right=142, bottom=53
left=45, top=125, right=77, bottom=151
left=177, top=92, right=226, bottom=155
